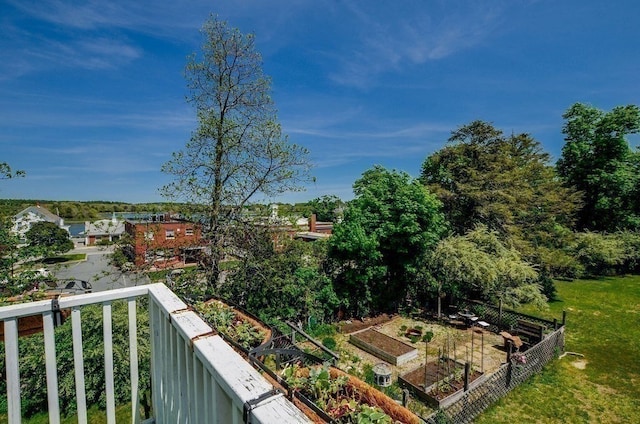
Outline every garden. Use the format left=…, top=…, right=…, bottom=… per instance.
left=280, top=313, right=508, bottom=421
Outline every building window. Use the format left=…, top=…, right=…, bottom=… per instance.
left=185, top=228, right=194, bottom=236
left=166, top=229, right=175, bottom=239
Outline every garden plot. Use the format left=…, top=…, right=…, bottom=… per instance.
left=349, top=328, right=418, bottom=365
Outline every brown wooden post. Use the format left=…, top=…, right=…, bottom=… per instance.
left=562, top=310, right=567, bottom=326
left=553, top=318, right=558, bottom=330
left=464, top=362, right=470, bottom=391
left=498, top=299, right=503, bottom=330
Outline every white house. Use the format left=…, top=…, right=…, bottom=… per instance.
left=12, top=205, right=69, bottom=240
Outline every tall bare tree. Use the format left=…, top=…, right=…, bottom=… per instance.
left=161, top=16, right=311, bottom=288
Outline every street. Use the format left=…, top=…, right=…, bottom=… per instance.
left=52, top=245, right=150, bottom=292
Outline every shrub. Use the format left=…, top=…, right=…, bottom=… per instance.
left=322, top=336, right=337, bottom=351
left=572, top=232, right=625, bottom=276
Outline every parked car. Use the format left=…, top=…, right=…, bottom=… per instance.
left=44, top=279, right=92, bottom=294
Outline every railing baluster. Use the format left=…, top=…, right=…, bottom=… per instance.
left=103, top=301, right=115, bottom=424
left=128, top=297, right=140, bottom=424
left=149, top=300, right=164, bottom=424
left=5, top=317, right=21, bottom=424
left=43, top=310, right=61, bottom=424
left=71, top=307, right=88, bottom=424
left=204, top=365, right=212, bottom=423
left=193, top=352, right=203, bottom=423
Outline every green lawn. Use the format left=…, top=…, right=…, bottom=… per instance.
left=476, top=275, right=640, bottom=423
left=0, top=403, right=136, bottom=423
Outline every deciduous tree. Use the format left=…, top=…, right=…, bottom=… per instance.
left=557, top=103, right=640, bottom=231
left=25, top=221, right=73, bottom=255
left=429, top=226, right=544, bottom=310
left=329, top=166, right=446, bottom=316
left=161, top=16, right=311, bottom=288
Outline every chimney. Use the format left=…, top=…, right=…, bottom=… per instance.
left=310, top=214, right=317, bottom=232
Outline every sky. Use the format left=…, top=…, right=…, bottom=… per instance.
left=1, top=0, right=639, bottom=204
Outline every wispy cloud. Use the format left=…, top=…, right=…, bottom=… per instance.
left=328, top=2, right=506, bottom=88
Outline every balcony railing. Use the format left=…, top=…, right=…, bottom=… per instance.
left=0, top=284, right=310, bottom=424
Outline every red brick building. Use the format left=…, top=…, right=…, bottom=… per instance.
left=124, top=214, right=205, bottom=268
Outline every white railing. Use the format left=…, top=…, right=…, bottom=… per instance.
left=0, top=284, right=310, bottom=424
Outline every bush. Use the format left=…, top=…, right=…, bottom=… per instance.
left=617, top=231, right=640, bottom=273
left=322, top=336, right=337, bottom=351
left=308, top=323, right=337, bottom=338
left=572, top=232, right=625, bottom=276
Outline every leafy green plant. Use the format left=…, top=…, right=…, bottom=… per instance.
left=355, top=405, right=393, bottom=423
left=281, top=364, right=394, bottom=423
left=194, top=300, right=266, bottom=349
left=322, top=336, right=337, bottom=351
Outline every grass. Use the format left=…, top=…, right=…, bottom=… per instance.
left=476, top=275, right=640, bottom=423
left=0, top=403, right=136, bottom=423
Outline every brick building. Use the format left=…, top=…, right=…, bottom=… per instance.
left=124, top=213, right=205, bottom=268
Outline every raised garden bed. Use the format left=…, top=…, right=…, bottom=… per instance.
left=399, top=360, right=484, bottom=409
left=350, top=328, right=418, bottom=365
left=282, top=363, right=420, bottom=423
left=193, top=299, right=271, bottom=352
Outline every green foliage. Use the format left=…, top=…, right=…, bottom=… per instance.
left=0, top=300, right=151, bottom=418
left=421, top=121, right=580, bottom=240
left=307, top=195, right=345, bottom=222
left=322, top=336, right=337, bottom=351
left=0, top=162, right=25, bottom=180
left=194, top=300, right=266, bottom=350
left=557, top=103, right=640, bottom=231
left=421, top=121, right=581, bottom=285
left=571, top=231, right=626, bottom=276
left=429, top=226, right=545, bottom=308
left=161, top=16, right=311, bottom=288
left=25, top=221, right=73, bottom=254
left=329, top=165, right=446, bottom=316
left=220, top=235, right=338, bottom=326
left=281, top=364, right=393, bottom=423
left=307, top=323, right=337, bottom=338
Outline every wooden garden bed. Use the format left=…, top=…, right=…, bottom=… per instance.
left=349, top=328, right=418, bottom=365
left=282, top=364, right=420, bottom=423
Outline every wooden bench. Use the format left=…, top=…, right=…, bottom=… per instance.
left=516, top=320, right=545, bottom=344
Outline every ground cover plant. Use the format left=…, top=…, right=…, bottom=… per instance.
left=476, top=275, right=640, bottom=423
left=281, top=363, right=419, bottom=423
left=194, top=299, right=268, bottom=350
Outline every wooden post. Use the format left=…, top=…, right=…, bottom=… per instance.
left=562, top=310, right=567, bottom=326
left=481, top=330, right=485, bottom=373
left=506, top=340, right=512, bottom=363
left=464, top=362, right=470, bottom=391
left=498, top=299, right=503, bottom=330
left=424, top=341, right=428, bottom=390
left=402, top=389, right=409, bottom=407
left=553, top=318, right=558, bottom=330
left=470, top=329, right=474, bottom=369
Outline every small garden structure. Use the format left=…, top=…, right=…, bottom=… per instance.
left=349, top=328, right=418, bottom=365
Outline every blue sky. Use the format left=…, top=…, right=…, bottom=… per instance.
left=1, top=0, right=639, bottom=204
